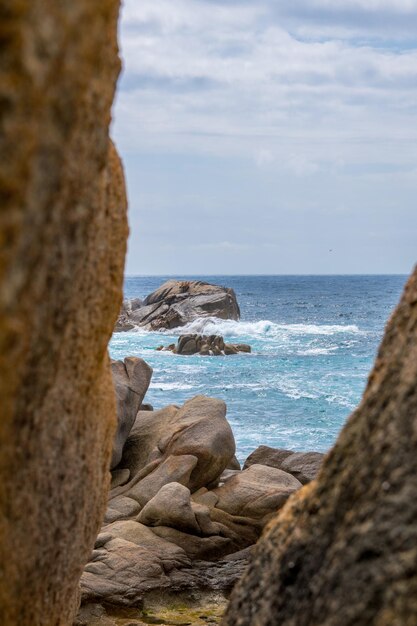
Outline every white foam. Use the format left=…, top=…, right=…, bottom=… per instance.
left=149, top=382, right=195, bottom=391
left=275, top=377, right=319, bottom=401
left=298, top=346, right=339, bottom=356
left=167, top=317, right=363, bottom=339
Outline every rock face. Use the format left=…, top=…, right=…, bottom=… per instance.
left=158, top=334, right=251, bottom=356
left=116, top=280, right=241, bottom=331
left=223, top=267, right=417, bottom=626
left=0, top=2, right=125, bottom=625
left=111, top=357, right=153, bottom=469
left=80, top=391, right=303, bottom=611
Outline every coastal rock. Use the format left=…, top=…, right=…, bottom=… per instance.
left=223, top=266, right=417, bottom=626
left=243, top=445, right=294, bottom=470
left=137, top=483, right=202, bottom=534
left=80, top=392, right=306, bottom=611
left=0, top=2, right=125, bottom=624
left=159, top=334, right=251, bottom=356
left=127, top=454, right=199, bottom=507
left=82, top=532, right=190, bottom=606
left=116, top=280, right=240, bottom=331
left=111, top=357, right=153, bottom=469
left=243, top=446, right=324, bottom=483
left=211, top=464, right=302, bottom=521
left=115, top=298, right=143, bottom=331
left=118, top=396, right=236, bottom=492
left=280, top=450, right=324, bottom=484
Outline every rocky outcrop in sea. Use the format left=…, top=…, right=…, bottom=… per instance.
left=157, top=334, right=251, bottom=356
left=116, top=280, right=241, bottom=331
left=78, top=357, right=323, bottom=623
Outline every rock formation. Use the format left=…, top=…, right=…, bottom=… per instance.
left=116, top=280, right=241, bottom=331
left=223, top=266, right=417, bottom=626
left=0, top=2, right=126, bottom=624
left=243, top=446, right=324, bottom=484
left=111, top=357, right=153, bottom=469
left=79, top=383, right=307, bottom=616
left=157, top=334, right=252, bottom=356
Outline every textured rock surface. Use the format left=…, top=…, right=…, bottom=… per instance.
left=116, top=280, right=240, bottom=331
left=111, top=357, right=153, bottom=468
left=223, top=266, right=417, bottom=626
left=0, top=2, right=125, bottom=624
left=118, top=395, right=236, bottom=493
left=80, top=391, right=302, bottom=610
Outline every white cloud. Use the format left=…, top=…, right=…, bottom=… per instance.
left=115, top=1, right=417, bottom=174
left=114, top=0, right=417, bottom=274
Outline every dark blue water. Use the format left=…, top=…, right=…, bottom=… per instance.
left=110, top=275, right=406, bottom=463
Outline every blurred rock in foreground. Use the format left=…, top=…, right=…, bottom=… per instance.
left=0, top=2, right=126, bottom=624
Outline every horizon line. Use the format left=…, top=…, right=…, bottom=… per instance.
left=124, top=272, right=409, bottom=278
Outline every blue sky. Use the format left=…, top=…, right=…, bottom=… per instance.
left=113, top=0, right=417, bottom=275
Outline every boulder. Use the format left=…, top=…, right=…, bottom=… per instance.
left=230, top=343, right=251, bottom=353
left=211, top=464, right=302, bottom=520
left=280, top=451, right=324, bottom=484
left=0, top=3, right=126, bottom=624
left=138, top=483, right=202, bottom=534
left=119, top=396, right=236, bottom=493
left=243, top=445, right=294, bottom=470
left=223, top=267, right=417, bottom=626
left=119, top=405, right=180, bottom=478
left=243, top=446, right=324, bottom=483
left=116, top=280, right=240, bottom=331
left=127, top=455, right=198, bottom=507
left=111, top=357, right=153, bottom=469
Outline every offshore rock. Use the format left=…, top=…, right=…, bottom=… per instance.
left=158, top=334, right=251, bottom=356
left=0, top=2, right=125, bottom=624
left=116, top=280, right=241, bottom=331
left=223, top=266, right=417, bottom=626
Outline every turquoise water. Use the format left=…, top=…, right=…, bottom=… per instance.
left=110, top=275, right=407, bottom=463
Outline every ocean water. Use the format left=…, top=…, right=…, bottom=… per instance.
left=110, top=275, right=407, bottom=463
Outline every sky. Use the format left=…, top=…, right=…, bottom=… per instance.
left=113, top=0, right=417, bottom=275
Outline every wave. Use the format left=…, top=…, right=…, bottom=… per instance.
left=167, top=317, right=363, bottom=339
left=149, top=381, right=195, bottom=391
left=297, top=347, right=339, bottom=356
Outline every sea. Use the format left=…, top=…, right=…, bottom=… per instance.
left=110, top=275, right=407, bottom=464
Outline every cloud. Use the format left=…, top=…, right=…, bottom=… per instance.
left=115, top=0, right=417, bottom=169
left=114, top=0, right=417, bottom=274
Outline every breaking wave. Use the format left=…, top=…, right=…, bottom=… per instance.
left=168, top=317, right=363, bottom=339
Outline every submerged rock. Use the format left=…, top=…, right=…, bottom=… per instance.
left=116, top=280, right=241, bottom=331
left=223, top=267, right=417, bottom=626
left=0, top=2, right=125, bottom=624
